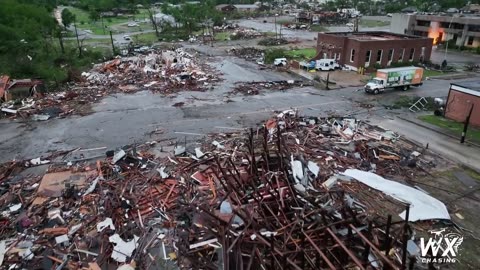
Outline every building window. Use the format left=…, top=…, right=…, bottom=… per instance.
left=388, top=49, right=394, bottom=62
left=376, top=49, right=383, bottom=63
left=350, top=49, right=355, bottom=62
left=467, top=36, right=474, bottom=46
left=399, top=48, right=405, bottom=62
left=409, top=48, right=415, bottom=61
left=417, top=20, right=430, bottom=27
left=365, top=50, right=371, bottom=65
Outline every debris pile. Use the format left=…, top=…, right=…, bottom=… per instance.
left=80, top=48, right=220, bottom=94
left=0, top=111, right=457, bottom=269
left=230, top=28, right=263, bottom=40
left=1, top=49, right=221, bottom=120
left=230, top=80, right=312, bottom=95
left=258, top=37, right=289, bottom=46
left=227, top=47, right=264, bottom=61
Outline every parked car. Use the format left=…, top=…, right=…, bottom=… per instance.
left=346, top=23, right=354, bottom=27
left=386, top=13, right=393, bottom=17
left=123, top=35, right=132, bottom=41
left=127, top=22, right=138, bottom=27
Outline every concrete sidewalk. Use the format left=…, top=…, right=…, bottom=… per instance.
left=376, top=116, right=480, bottom=172
left=397, top=115, right=480, bottom=148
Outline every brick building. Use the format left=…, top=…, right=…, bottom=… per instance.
left=316, top=31, right=433, bottom=71
left=445, top=81, right=480, bottom=128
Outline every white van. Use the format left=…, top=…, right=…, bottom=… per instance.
left=316, top=59, right=340, bottom=71
left=274, top=58, right=288, bottom=66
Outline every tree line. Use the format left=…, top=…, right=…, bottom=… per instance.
left=0, top=0, right=106, bottom=86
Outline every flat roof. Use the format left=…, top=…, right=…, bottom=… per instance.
left=451, top=81, right=480, bottom=92
left=321, top=31, right=426, bottom=41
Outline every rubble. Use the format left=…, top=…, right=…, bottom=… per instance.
left=230, top=80, right=312, bottom=95
left=0, top=110, right=460, bottom=269
left=1, top=48, right=221, bottom=120
left=227, top=47, right=264, bottom=62
left=230, top=28, right=263, bottom=40
left=258, top=37, right=289, bottom=46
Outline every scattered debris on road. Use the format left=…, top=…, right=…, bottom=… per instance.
left=227, top=47, right=264, bottom=62
left=258, top=37, right=289, bottom=46
left=230, top=28, right=263, bottom=40
left=230, top=80, right=312, bottom=95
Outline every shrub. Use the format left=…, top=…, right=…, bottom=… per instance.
left=264, top=48, right=286, bottom=64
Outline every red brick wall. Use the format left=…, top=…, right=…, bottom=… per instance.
left=316, top=32, right=433, bottom=69
left=445, top=90, right=480, bottom=127
left=316, top=33, right=347, bottom=64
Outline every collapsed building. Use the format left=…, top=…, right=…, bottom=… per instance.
left=0, top=49, right=220, bottom=121
left=0, top=110, right=461, bottom=269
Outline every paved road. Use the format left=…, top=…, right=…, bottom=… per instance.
left=0, top=52, right=472, bottom=162
left=377, top=117, right=480, bottom=172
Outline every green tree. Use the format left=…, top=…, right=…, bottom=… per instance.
left=61, top=9, right=76, bottom=29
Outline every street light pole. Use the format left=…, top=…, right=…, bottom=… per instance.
left=444, top=16, right=455, bottom=62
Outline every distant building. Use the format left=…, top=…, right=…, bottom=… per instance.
left=462, top=4, right=480, bottom=13
left=445, top=81, right=480, bottom=127
left=233, top=4, right=260, bottom=12
left=316, top=31, right=433, bottom=70
left=391, top=14, right=480, bottom=48
left=216, top=4, right=237, bottom=12
left=216, top=4, right=260, bottom=12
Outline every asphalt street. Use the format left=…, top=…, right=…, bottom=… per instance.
left=0, top=53, right=473, bottom=163
left=2, top=15, right=479, bottom=167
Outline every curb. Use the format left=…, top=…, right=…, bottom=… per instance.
left=397, top=116, right=480, bottom=149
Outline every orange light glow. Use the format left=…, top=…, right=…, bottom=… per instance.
left=428, top=22, right=443, bottom=45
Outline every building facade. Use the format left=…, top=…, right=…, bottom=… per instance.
left=391, top=14, right=480, bottom=48
left=445, top=81, right=480, bottom=128
left=316, top=32, right=433, bottom=71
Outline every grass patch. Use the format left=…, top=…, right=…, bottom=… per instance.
left=285, top=48, right=317, bottom=60
left=389, top=96, right=436, bottom=110
left=131, top=32, right=158, bottom=45
left=359, top=19, right=390, bottom=28
left=418, top=115, right=480, bottom=143
left=215, top=32, right=230, bottom=41
left=68, top=7, right=150, bottom=35
left=310, top=24, right=328, bottom=32
left=423, top=69, right=444, bottom=78
left=276, top=19, right=294, bottom=25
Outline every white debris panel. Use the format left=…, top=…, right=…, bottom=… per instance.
left=342, top=169, right=450, bottom=221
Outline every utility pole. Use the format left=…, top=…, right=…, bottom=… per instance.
left=74, top=17, right=82, bottom=57
left=325, top=72, right=330, bottom=90
left=461, top=103, right=475, bottom=144
left=274, top=14, right=278, bottom=40
left=101, top=15, right=105, bottom=35
left=110, top=31, right=116, bottom=55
